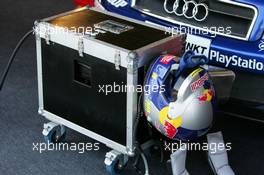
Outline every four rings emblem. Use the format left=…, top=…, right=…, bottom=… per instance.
left=164, top=0, right=209, bottom=21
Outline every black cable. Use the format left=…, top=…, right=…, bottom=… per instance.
left=132, top=93, right=151, bottom=174
left=132, top=92, right=143, bottom=167
left=0, top=29, right=34, bottom=91
left=133, top=92, right=143, bottom=143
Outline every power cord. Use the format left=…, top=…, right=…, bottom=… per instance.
left=133, top=93, right=150, bottom=175
left=0, top=29, right=34, bottom=90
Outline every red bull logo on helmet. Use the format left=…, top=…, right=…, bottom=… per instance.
left=190, top=73, right=209, bottom=91
left=160, top=55, right=176, bottom=65
left=198, top=89, right=214, bottom=102
left=159, top=106, right=183, bottom=139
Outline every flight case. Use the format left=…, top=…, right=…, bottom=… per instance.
left=34, top=6, right=184, bottom=158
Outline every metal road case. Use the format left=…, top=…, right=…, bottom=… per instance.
left=34, top=7, right=184, bottom=157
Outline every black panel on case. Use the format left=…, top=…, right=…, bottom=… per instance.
left=41, top=40, right=127, bottom=145
left=74, top=60, right=92, bottom=87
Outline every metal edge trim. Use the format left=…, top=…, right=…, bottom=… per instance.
left=126, top=55, right=138, bottom=156
left=36, top=36, right=44, bottom=112
left=41, top=110, right=129, bottom=155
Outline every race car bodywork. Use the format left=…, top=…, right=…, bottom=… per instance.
left=74, top=0, right=94, bottom=6
left=97, top=0, right=264, bottom=104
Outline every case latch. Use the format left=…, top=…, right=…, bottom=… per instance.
left=127, top=52, right=138, bottom=74
left=33, top=21, right=40, bottom=41
left=78, top=37, right=84, bottom=57
left=114, top=50, right=121, bottom=70
left=44, top=26, right=50, bottom=45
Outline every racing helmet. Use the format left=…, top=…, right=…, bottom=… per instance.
left=143, top=50, right=216, bottom=141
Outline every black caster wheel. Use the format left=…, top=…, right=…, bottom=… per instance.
left=44, top=130, right=56, bottom=144
left=105, top=150, right=128, bottom=175
left=42, top=122, right=66, bottom=144
left=105, top=159, right=124, bottom=175
left=43, top=130, right=66, bottom=144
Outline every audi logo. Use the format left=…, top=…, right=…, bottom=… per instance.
left=164, top=0, right=209, bottom=22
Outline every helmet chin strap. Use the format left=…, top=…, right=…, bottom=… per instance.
left=174, top=50, right=209, bottom=80
left=167, top=101, right=185, bottom=119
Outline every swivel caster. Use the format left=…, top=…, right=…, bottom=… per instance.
left=42, top=122, right=66, bottom=144
left=104, top=150, right=128, bottom=175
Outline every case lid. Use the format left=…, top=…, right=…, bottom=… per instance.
left=46, top=9, right=170, bottom=50
left=36, top=7, right=184, bottom=68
